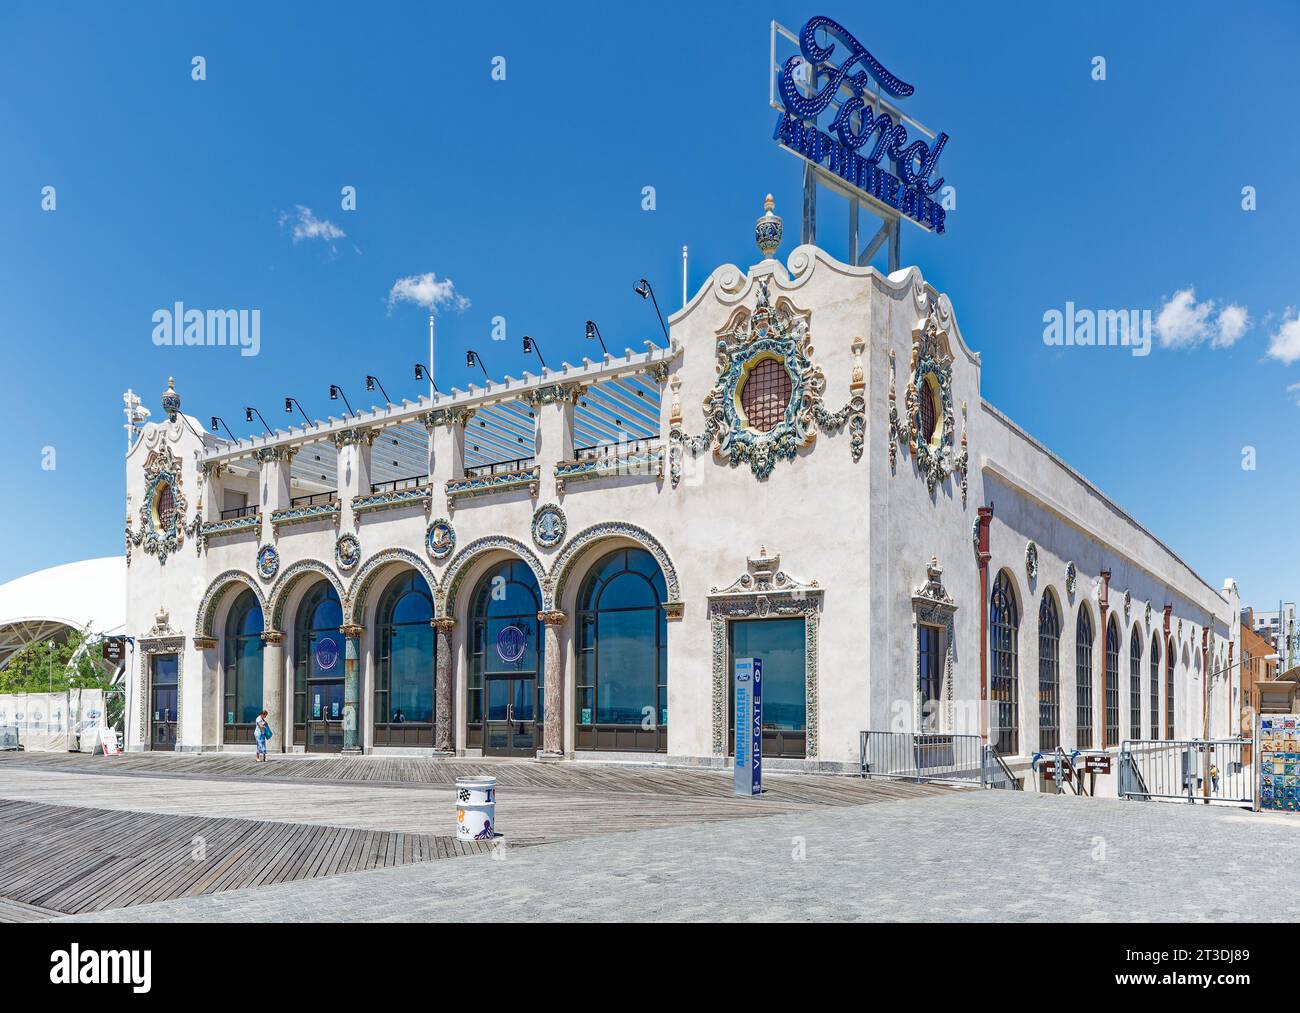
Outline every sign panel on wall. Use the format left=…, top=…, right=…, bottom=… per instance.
left=734, top=657, right=763, bottom=797
left=1258, top=715, right=1300, bottom=812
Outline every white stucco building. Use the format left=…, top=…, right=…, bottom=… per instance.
left=122, top=201, right=1242, bottom=778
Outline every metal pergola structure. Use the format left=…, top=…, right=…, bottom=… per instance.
left=198, top=341, right=676, bottom=492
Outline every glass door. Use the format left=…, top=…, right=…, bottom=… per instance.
left=306, top=679, right=344, bottom=752
left=485, top=675, right=536, bottom=756
left=728, top=618, right=807, bottom=759
left=150, top=654, right=179, bottom=750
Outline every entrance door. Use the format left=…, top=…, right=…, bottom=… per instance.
left=485, top=675, right=536, bottom=756
left=728, top=618, right=807, bottom=759
left=150, top=654, right=179, bottom=750
left=306, top=679, right=344, bottom=752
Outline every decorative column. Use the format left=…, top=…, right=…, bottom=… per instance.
left=432, top=618, right=456, bottom=753
left=341, top=623, right=364, bottom=754
left=193, top=635, right=220, bottom=749
left=539, top=610, right=567, bottom=755
left=261, top=630, right=285, bottom=752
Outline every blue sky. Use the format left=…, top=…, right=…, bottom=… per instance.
left=1, top=1, right=1298, bottom=608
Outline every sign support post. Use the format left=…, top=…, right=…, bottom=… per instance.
left=733, top=657, right=763, bottom=796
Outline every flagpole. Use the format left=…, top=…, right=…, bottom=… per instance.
left=428, top=314, right=435, bottom=400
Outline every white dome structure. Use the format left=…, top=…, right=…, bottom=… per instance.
left=0, top=557, right=126, bottom=670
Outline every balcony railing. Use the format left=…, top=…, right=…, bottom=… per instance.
left=289, top=491, right=338, bottom=508
left=219, top=505, right=259, bottom=520
left=370, top=475, right=430, bottom=494
left=573, top=437, right=660, bottom=461
left=463, top=456, right=536, bottom=478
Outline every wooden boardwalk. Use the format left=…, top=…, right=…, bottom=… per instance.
left=0, top=798, right=490, bottom=921
left=0, top=750, right=944, bottom=806
left=0, top=752, right=956, bottom=921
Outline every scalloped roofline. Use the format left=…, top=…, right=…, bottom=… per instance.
left=670, top=244, right=981, bottom=367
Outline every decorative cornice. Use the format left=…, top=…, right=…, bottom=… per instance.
left=201, top=515, right=259, bottom=539
left=340, top=623, right=364, bottom=639
left=271, top=502, right=341, bottom=527
left=260, top=630, right=285, bottom=645
left=352, top=486, right=432, bottom=515
left=538, top=610, right=567, bottom=626
left=555, top=448, right=663, bottom=493
left=192, top=636, right=217, bottom=650
left=445, top=466, right=540, bottom=505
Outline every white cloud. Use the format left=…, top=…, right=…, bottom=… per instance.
left=1154, top=288, right=1216, bottom=348
left=1268, top=308, right=1300, bottom=365
left=386, top=272, right=470, bottom=314
left=279, top=205, right=346, bottom=244
left=1154, top=286, right=1252, bottom=350
left=1214, top=303, right=1251, bottom=348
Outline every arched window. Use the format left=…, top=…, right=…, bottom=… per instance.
left=1105, top=617, right=1120, bottom=747
left=223, top=589, right=263, bottom=743
left=1149, top=633, right=1160, bottom=739
left=990, top=571, right=1019, bottom=756
left=1076, top=607, right=1094, bottom=748
left=1129, top=626, right=1142, bottom=740
left=375, top=571, right=434, bottom=747
left=294, top=581, right=343, bottom=751
left=1165, top=637, right=1175, bottom=739
left=468, top=560, right=542, bottom=756
left=577, top=548, right=668, bottom=753
left=1038, top=592, right=1060, bottom=752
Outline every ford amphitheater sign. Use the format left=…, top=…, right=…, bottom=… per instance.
left=772, top=15, right=950, bottom=234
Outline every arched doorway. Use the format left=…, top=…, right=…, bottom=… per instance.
left=294, top=581, right=344, bottom=752
left=223, top=588, right=264, bottom=745
left=374, top=571, right=435, bottom=747
left=575, top=547, right=668, bottom=753
left=467, top=560, right=542, bottom=756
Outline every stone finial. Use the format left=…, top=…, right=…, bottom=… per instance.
left=161, top=376, right=181, bottom=423
left=755, top=193, right=782, bottom=260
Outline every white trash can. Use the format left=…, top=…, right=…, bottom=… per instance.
left=454, top=776, right=497, bottom=841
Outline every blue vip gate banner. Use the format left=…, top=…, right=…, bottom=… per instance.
left=734, top=657, right=763, bottom=796
left=772, top=15, right=950, bottom=234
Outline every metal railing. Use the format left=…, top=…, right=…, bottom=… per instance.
left=463, top=456, right=536, bottom=478
left=573, top=437, right=661, bottom=461
left=219, top=505, right=258, bottom=520
left=1033, top=747, right=1087, bottom=795
left=859, top=730, right=1023, bottom=789
left=369, top=475, right=430, bottom=494
left=859, top=730, right=984, bottom=785
left=289, top=491, right=338, bottom=508
left=983, top=746, right=1022, bottom=790
left=1119, top=738, right=1250, bottom=805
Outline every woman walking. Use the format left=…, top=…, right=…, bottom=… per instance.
left=254, top=709, right=272, bottom=762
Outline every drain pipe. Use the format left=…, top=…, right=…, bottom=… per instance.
left=976, top=505, right=993, bottom=744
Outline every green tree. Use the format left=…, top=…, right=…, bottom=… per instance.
left=0, top=630, right=114, bottom=695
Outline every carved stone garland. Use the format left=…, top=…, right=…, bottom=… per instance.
left=912, top=555, right=958, bottom=731
left=887, top=289, right=970, bottom=504
left=126, top=446, right=202, bottom=566
left=707, top=547, right=821, bottom=758
left=669, top=279, right=863, bottom=485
